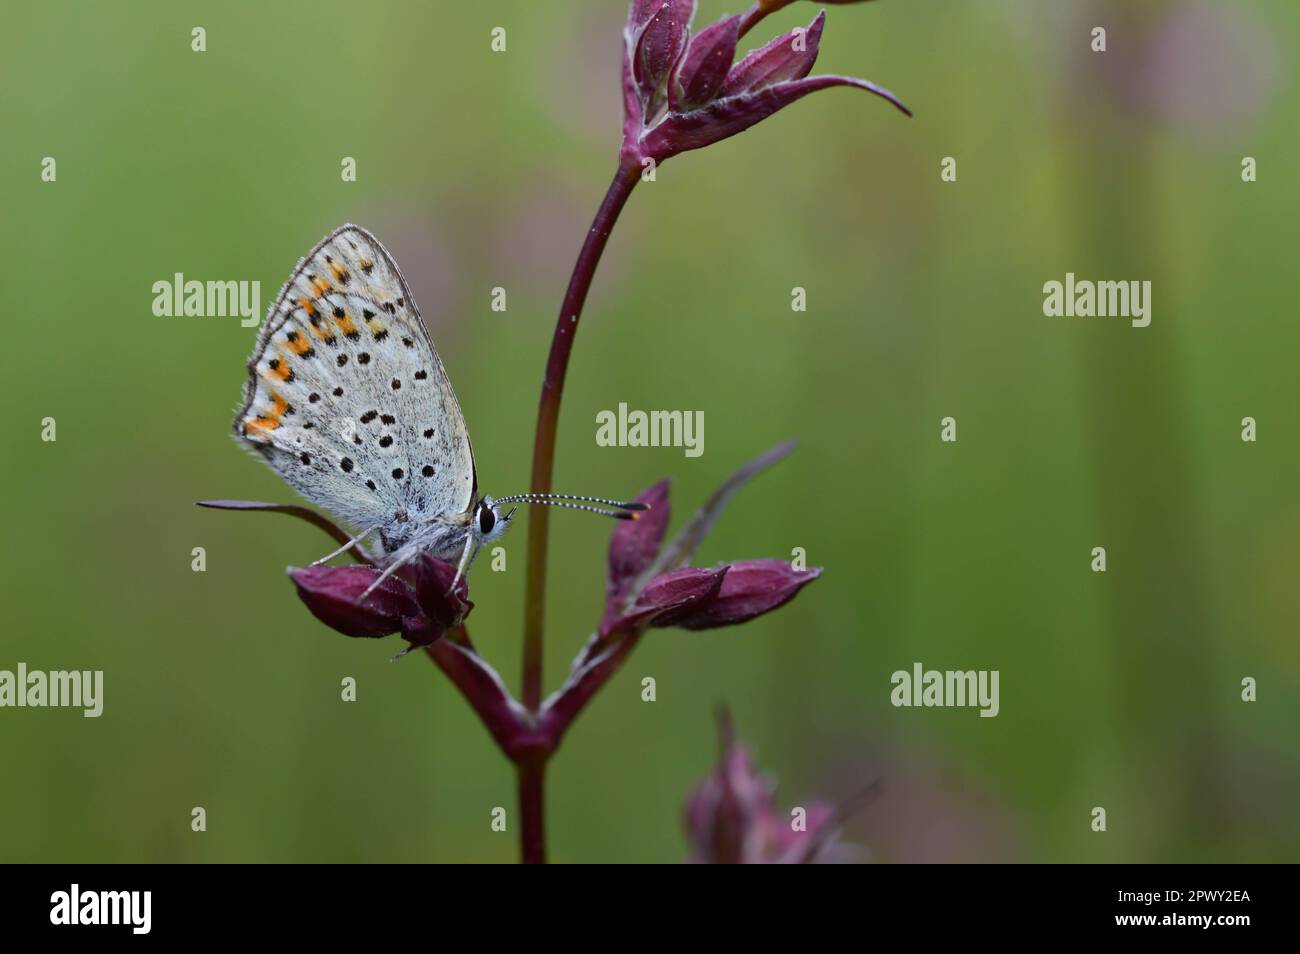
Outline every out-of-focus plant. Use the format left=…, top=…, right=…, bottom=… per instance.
left=685, top=708, right=877, bottom=863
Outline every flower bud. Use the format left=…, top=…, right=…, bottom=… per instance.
left=289, top=565, right=420, bottom=639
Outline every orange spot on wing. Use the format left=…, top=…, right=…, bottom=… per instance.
left=328, top=261, right=351, bottom=284
left=242, top=392, right=288, bottom=439
left=310, top=276, right=332, bottom=297
left=333, top=311, right=358, bottom=337
left=297, top=299, right=329, bottom=338
left=287, top=335, right=313, bottom=356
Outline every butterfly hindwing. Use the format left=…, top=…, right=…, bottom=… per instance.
left=234, top=225, right=477, bottom=533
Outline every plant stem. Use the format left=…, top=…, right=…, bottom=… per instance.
left=737, top=2, right=766, bottom=39
left=521, top=160, right=640, bottom=712
left=517, top=758, right=547, bottom=864
left=514, top=159, right=639, bottom=864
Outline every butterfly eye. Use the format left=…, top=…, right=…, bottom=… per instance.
left=478, top=504, right=496, bottom=535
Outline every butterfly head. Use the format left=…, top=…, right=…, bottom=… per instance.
left=472, top=495, right=515, bottom=546
left=445, top=491, right=646, bottom=597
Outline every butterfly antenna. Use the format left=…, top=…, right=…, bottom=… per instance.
left=498, top=492, right=649, bottom=517
left=503, top=497, right=642, bottom=520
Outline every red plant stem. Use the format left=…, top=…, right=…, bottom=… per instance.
left=423, top=627, right=529, bottom=758
left=514, top=159, right=639, bottom=865
left=522, top=160, right=640, bottom=712
left=540, top=629, right=644, bottom=748
left=737, top=2, right=767, bottom=39
left=517, top=757, right=547, bottom=864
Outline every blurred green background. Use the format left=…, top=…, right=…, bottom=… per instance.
left=2, top=0, right=1296, bottom=863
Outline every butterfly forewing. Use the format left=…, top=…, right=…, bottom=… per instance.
left=234, top=225, right=476, bottom=535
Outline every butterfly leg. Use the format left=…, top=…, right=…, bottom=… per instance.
left=447, top=534, right=480, bottom=595
left=311, top=525, right=380, bottom=566
left=357, top=548, right=418, bottom=603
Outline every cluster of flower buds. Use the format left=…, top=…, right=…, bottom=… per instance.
left=621, top=0, right=909, bottom=167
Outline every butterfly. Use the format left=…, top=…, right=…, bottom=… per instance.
left=234, top=224, right=645, bottom=597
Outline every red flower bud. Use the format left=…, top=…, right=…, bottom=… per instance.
left=670, top=15, right=740, bottom=112
left=672, top=559, right=822, bottom=630
left=289, top=565, right=420, bottom=639
left=722, top=11, right=825, bottom=96
left=604, top=480, right=671, bottom=629
left=287, top=554, right=472, bottom=649
left=627, top=566, right=728, bottom=629
left=409, top=554, right=473, bottom=630
left=629, top=0, right=695, bottom=121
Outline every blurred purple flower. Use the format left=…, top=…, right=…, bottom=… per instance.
left=685, top=710, right=859, bottom=863
left=621, top=0, right=909, bottom=166
left=1137, top=2, right=1281, bottom=139
left=1052, top=1, right=1281, bottom=146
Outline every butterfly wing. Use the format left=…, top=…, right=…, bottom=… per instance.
left=234, top=224, right=477, bottom=534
